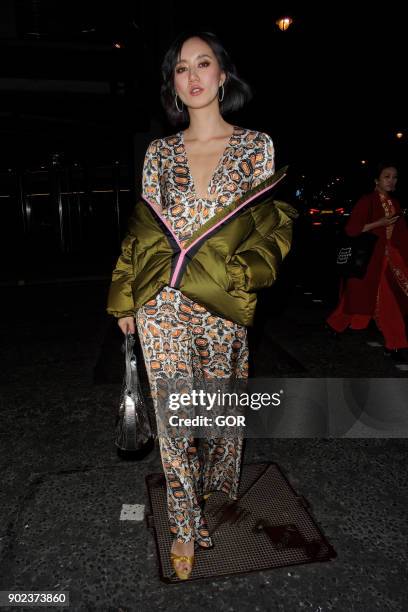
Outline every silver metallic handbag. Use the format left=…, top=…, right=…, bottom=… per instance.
left=115, top=333, right=154, bottom=452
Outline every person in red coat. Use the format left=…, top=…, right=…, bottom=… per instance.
left=327, top=162, right=408, bottom=361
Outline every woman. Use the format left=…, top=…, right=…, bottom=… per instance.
left=107, top=30, right=296, bottom=579
left=327, top=163, right=408, bottom=361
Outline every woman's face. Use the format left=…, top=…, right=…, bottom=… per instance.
left=173, top=37, right=225, bottom=109
left=376, top=167, right=398, bottom=193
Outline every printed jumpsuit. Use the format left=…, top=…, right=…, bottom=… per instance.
left=135, top=125, right=275, bottom=547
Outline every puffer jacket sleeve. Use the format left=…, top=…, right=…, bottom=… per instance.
left=228, top=200, right=298, bottom=292
left=107, top=139, right=162, bottom=318
left=106, top=210, right=139, bottom=318
left=228, top=132, right=293, bottom=292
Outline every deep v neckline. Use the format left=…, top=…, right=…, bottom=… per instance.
left=180, top=125, right=237, bottom=200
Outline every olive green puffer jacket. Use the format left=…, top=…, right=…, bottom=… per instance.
left=107, top=166, right=297, bottom=327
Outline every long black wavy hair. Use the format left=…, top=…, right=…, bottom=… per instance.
left=160, top=30, right=253, bottom=126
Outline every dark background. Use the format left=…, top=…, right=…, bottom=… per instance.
left=0, top=0, right=406, bottom=282
left=1, top=7, right=407, bottom=605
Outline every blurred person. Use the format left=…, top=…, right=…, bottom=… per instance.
left=326, top=162, right=408, bottom=362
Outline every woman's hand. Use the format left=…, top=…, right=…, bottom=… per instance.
left=377, top=214, right=400, bottom=227
left=118, top=316, right=135, bottom=335
left=363, top=215, right=400, bottom=232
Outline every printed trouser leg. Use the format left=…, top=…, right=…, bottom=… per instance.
left=135, top=290, right=208, bottom=545
left=159, top=435, right=212, bottom=546
left=135, top=288, right=249, bottom=546
left=190, top=311, right=248, bottom=502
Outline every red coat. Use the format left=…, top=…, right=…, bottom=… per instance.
left=343, top=191, right=408, bottom=314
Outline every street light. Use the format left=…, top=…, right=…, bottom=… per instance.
left=276, top=16, right=293, bottom=31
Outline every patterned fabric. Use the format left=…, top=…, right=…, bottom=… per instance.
left=374, top=244, right=408, bottom=349
left=135, top=289, right=248, bottom=547
left=379, top=192, right=396, bottom=240
left=136, top=125, right=275, bottom=545
left=379, top=192, right=408, bottom=298
left=143, top=125, right=275, bottom=246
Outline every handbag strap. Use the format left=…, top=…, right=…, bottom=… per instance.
left=124, top=333, right=136, bottom=390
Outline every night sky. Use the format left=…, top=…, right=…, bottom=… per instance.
left=182, top=2, right=406, bottom=173
left=1, top=1, right=406, bottom=176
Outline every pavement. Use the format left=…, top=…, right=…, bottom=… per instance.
left=0, top=280, right=407, bottom=611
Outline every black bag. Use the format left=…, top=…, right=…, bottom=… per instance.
left=336, top=232, right=378, bottom=279
left=115, top=333, right=154, bottom=453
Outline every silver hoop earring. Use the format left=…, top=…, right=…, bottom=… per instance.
left=218, top=83, right=225, bottom=102
left=175, top=93, right=184, bottom=113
